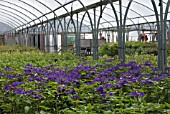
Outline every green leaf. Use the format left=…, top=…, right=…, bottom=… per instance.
left=40, top=110, right=46, bottom=114
left=166, top=103, right=170, bottom=108
left=24, top=106, right=30, bottom=114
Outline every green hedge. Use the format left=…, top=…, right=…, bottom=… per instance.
left=99, top=41, right=159, bottom=56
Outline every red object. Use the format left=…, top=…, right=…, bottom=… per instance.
left=141, top=34, right=148, bottom=41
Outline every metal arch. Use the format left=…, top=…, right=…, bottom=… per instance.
left=34, top=0, right=60, bottom=30
left=113, top=3, right=152, bottom=31
left=0, top=21, right=14, bottom=29
left=1, top=18, right=17, bottom=27
left=108, top=0, right=119, bottom=30
left=66, top=18, right=76, bottom=33
left=131, top=0, right=154, bottom=12
left=108, top=0, right=120, bottom=58
left=35, top=0, right=68, bottom=52
left=0, top=14, right=21, bottom=27
left=102, top=7, right=138, bottom=32
left=20, top=0, right=75, bottom=27
left=151, top=0, right=161, bottom=70
left=53, top=0, right=76, bottom=25
left=97, top=4, right=108, bottom=30
left=18, top=0, right=48, bottom=48
left=67, top=15, right=92, bottom=32
left=0, top=4, right=34, bottom=26
left=55, top=0, right=82, bottom=55
left=53, top=0, right=77, bottom=35
left=37, top=24, right=46, bottom=51
left=163, top=0, right=170, bottom=67
left=0, top=20, right=16, bottom=28
left=122, top=0, right=133, bottom=62
left=76, top=0, right=94, bottom=31
left=67, top=13, right=105, bottom=32
left=0, top=11, right=25, bottom=25
left=34, top=0, right=59, bottom=52
left=18, top=0, right=48, bottom=21
left=0, top=0, right=41, bottom=24
left=0, top=8, right=29, bottom=24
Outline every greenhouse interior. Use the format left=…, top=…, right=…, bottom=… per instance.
left=0, top=0, right=170, bottom=113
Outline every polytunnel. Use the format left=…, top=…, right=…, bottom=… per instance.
left=0, top=0, right=170, bottom=70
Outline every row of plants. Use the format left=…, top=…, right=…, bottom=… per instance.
left=99, top=41, right=160, bottom=56
left=0, top=45, right=170, bottom=113
left=0, top=45, right=38, bottom=54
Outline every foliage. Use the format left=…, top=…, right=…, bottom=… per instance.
left=0, top=45, right=39, bottom=54
left=0, top=46, right=170, bottom=113
left=99, top=41, right=158, bottom=56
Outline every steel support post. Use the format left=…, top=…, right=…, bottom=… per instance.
left=118, top=0, right=123, bottom=61
left=63, top=17, right=68, bottom=52
left=169, top=21, right=170, bottom=46
left=76, top=13, right=81, bottom=56
left=126, top=31, right=129, bottom=42
left=53, top=18, right=58, bottom=53
left=35, top=27, right=39, bottom=49
left=138, top=24, right=141, bottom=41
left=152, top=23, right=155, bottom=42
left=112, top=31, right=114, bottom=42
left=46, top=22, right=50, bottom=53
left=93, top=8, right=99, bottom=60
left=160, top=0, right=164, bottom=70
left=40, top=24, right=44, bottom=51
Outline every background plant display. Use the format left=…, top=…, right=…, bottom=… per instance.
left=0, top=45, right=170, bottom=113
left=99, top=41, right=170, bottom=56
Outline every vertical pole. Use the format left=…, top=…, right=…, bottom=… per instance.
left=138, top=24, right=141, bottom=41
left=93, top=8, right=99, bottom=60
left=160, top=0, right=164, bottom=70
left=152, top=23, right=155, bottom=42
left=112, top=31, right=114, bottom=42
left=119, top=0, right=123, bottom=60
left=126, top=31, right=129, bottom=42
left=76, top=13, right=80, bottom=56
left=63, top=17, right=67, bottom=51
left=53, top=17, right=58, bottom=52
left=169, top=21, right=170, bottom=45
left=46, top=22, right=50, bottom=53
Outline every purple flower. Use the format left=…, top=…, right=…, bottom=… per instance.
left=72, top=95, right=80, bottom=100
left=23, top=90, right=33, bottom=95
left=144, top=62, right=152, bottom=67
left=101, top=92, right=106, bottom=98
left=67, top=89, right=76, bottom=94
left=109, top=92, right=114, bottom=96
left=138, top=92, right=145, bottom=97
left=0, top=72, right=3, bottom=76
left=102, top=84, right=113, bottom=88
left=96, top=86, right=104, bottom=94
left=15, top=88, right=25, bottom=94
left=130, top=92, right=145, bottom=97
left=130, top=92, right=138, bottom=97
left=4, top=85, right=13, bottom=90
left=4, top=67, right=13, bottom=71
left=32, top=94, right=43, bottom=99
left=11, top=82, right=25, bottom=87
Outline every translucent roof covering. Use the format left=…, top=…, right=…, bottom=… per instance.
left=0, top=0, right=170, bottom=34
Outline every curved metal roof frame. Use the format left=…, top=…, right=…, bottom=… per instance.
left=0, top=0, right=39, bottom=24
left=0, top=11, right=25, bottom=25
left=0, top=4, right=33, bottom=27
left=0, top=13, right=21, bottom=27
left=1, top=0, right=170, bottom=34
left=0, top=17, right=18, bottom=28
left=0, top=8, right=28, bottom=24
